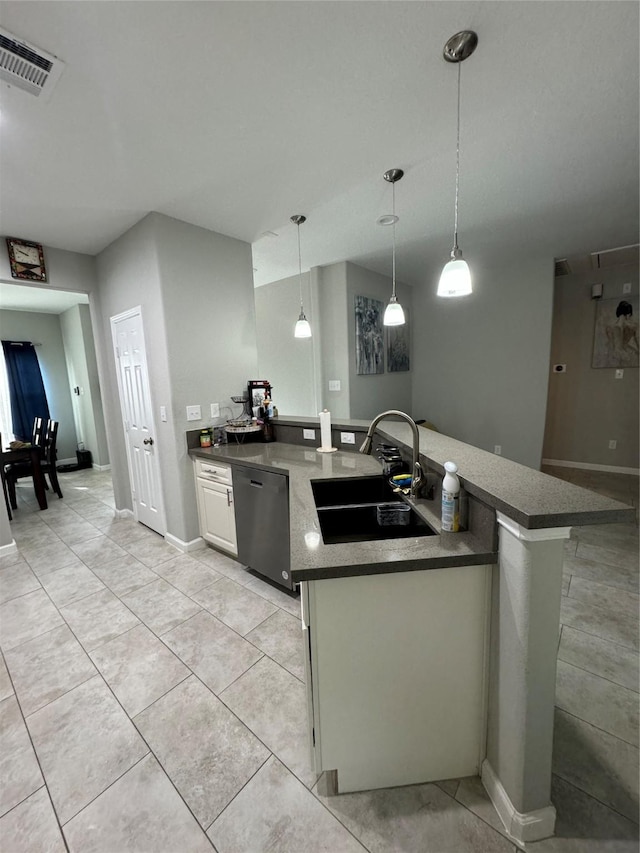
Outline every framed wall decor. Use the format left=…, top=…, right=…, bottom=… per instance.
left=355, top=295, right=384, bottom=375
left=387, top=309, right=410, bottom=372
left=6, top=238, right=47, bottom=282
left=592, top=296, right=639, bottom=368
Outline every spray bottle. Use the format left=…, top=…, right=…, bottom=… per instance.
left=441, top=461, right=461, bottom=532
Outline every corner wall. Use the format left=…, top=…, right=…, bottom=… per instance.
left=0, top=309, right=78, bottom=460
left=254, top=273, right=317, bottom=416
left=542, top=260, right=639, bottom=470
left=345, top=262, right=412, bottom=420
left=411, top=254, right=554, bottom=470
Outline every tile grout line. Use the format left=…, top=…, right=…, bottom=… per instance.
left=556, top=650, right=640, bottom=694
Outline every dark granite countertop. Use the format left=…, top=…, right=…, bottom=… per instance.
left=189, top=441, right=497, bottom=582
left=189, top=416, right=634, bottom=581
left=273, top=416, right=636, bottom=530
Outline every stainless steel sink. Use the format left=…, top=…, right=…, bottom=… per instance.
left=310, top=476, right=436, bottom=544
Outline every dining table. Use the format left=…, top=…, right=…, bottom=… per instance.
left=1, top=445, right=48, bottom=511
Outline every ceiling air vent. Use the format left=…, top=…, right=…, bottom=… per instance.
left=554, top=259, right=571, bottom=277
left=0, top=28, right=65, bottom=101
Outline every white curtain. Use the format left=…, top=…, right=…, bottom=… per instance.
left=0, top=354, right=14, bottom=444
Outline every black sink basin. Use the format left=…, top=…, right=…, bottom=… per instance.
left=311, top=476, right=436, bottom=544
left=311, top=475, right=399, bottom=508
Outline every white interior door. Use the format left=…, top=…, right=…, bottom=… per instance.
left=111, top=307, right=165, bottom=535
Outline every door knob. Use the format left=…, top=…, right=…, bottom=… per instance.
left=143, top=437, right=154, bottom=446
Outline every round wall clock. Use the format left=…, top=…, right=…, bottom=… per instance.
left=6, top=237, right=47, bottom=282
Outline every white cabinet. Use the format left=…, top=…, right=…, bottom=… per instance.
left=194, top=459, right=237, bottom=555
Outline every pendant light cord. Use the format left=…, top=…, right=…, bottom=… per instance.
left=453, top=61, right=461, bottom=251
left=297, top=223, right=304, bottom=310
left=391, top=181, right=397, bottom=299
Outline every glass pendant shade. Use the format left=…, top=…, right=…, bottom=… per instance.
left=294, top=312, right=312, bottom=338
left=383, top=298, right=405, bottom=325
left=437, top=256, right=472, bottom=297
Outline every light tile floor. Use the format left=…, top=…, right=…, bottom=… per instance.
left=0, top=466, right=638, bottom=851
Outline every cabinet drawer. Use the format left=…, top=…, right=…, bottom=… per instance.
left=194, top=458, right=232, bottom=484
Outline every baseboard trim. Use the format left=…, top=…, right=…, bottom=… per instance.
left=0, top=540, right=18, bottom=558
left=92, top=463, right=111, bottom=472
left=165, top=533, right=206, bottom=553
left=542, top=459, right=640, bottom=476
left=481, top=760, right=556, bottom=844
left=115, top=508, right=134, bottom=520
left=57, top=457, right=77, bottom=466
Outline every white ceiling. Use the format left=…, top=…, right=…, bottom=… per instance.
left=0, top=1, right=638, bottom=289
left=0, top=282, right=88, bottom=313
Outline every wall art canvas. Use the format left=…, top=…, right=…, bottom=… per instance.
left=387, top=311, right=410, bottom=372
left=592, top=296, right=639, bottom=368
left=355, top=295, right=384, bottom=375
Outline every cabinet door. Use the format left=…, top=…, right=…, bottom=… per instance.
left=196, top=479, right=237, bottom=555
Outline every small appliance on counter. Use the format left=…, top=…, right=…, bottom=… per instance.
left=224, top=380, right=275, bottom=443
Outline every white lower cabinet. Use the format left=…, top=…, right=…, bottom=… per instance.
left=194, top=460, right=237, bottom=555
left=302, top=564, right=491, bottom=793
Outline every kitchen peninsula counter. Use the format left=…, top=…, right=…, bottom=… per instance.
left=189, top=423, right=634, bottom=842
left=188, top=440, right=497, bottom=583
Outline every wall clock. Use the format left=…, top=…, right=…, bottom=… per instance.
left=6, top=238, right=47, bottom=282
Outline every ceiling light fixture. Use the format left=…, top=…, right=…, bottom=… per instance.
left=291, top=214, right=311, bottom=338
left=437, top=30, right=478, bottom=298
left=382, top=168, right=405, bottom=326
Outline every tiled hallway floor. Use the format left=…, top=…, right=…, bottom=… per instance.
left=1, top=467, right=638, bottom=852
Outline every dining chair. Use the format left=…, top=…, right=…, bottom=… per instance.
left=5, top=419, right=63, bottom=509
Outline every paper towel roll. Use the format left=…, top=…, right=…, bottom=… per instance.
left=319, top=409, right=332, bottom=450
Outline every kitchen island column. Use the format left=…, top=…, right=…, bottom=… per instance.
left=482, top=512, right=570, bottom=844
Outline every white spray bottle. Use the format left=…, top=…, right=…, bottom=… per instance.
left=441, top=461, right=460, bottom=532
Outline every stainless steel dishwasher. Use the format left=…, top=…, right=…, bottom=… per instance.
left=233, top=466, right=292, bottom=589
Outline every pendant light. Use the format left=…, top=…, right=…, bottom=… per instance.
left=437, top=30, right=478, bottom=298
left=382, top=168, right=405, bottom=326
left=291, top=214, right=311, bottom=338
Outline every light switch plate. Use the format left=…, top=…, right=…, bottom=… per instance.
left=329, top=380, right=341, bottom=391
left=160, top=406, right=167, bottom=423
left=622, top=282, right=632, bottom=294
left=186, top=405, right=202, bottom=421
left=210, top=403, right=220, bottom=418
left=303, top=429, right=316, bottom=440
left=341, top=432, right=356, bottom=444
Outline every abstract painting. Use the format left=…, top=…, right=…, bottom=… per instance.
left=355, top=295, right=384, bottom=375
left=592, top=296, right=639, bottom=368
left=387, top=310, right=410, bottom=372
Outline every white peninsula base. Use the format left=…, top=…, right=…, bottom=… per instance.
left=301, top=564, right=492, bottom=794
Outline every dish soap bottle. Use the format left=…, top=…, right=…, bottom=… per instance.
left=441, top=461, right=460, bottom=532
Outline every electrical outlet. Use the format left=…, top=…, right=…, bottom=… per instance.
left=608, top=439, right=617, bottom=450
left=622, top=282, right=632, bottom=294
left=494, top=445, right=502, bottom=455
left=210, top=403, right=220, bottom=418
left=186, top=405, right=201, bottom=421
left=303, top=429, right=316, bottom=440
left=160, top=406, right=167, bottom=423
left=615, top=369, right=624, bottom=379
left=329, top=380, right=341, bottom=391
left=340, top=432, right=356, bottom=444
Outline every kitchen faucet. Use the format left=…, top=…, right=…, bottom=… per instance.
left=359, top=410, right=424, bottom=498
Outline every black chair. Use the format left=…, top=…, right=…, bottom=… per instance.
left=6, top=419, right=63, bottom=509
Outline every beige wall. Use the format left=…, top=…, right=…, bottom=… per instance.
left=543, top=260, right=639, bottom=470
